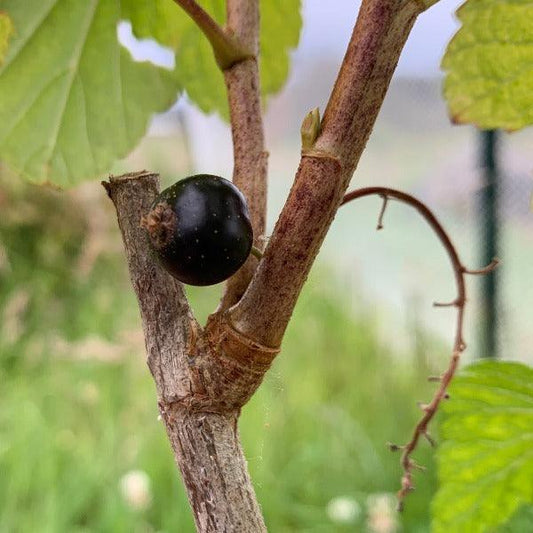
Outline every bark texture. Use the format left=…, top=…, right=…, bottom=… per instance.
left=104, top=0, right=436, bottom=530
left=220, top=0, right=268, bottom=310
left=230, top=0, right=422, bottom=347
left=102, top=172, right=193, bottom=403
left=162, top=410, right=266, bottom=532
left=103, top=171, right=271, bottom=532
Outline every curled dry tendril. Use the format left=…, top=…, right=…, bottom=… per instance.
left=340, top=187, right=499, bottom=511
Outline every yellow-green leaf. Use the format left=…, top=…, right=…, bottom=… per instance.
left=442, top=0, right=533, bottom=131
left=432, top=361, right=533, bottom=533
left=0, top=0, right=181, bottom=187
left=0, top=10, right=13, bottom=64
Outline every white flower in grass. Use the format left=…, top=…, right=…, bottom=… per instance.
left=120, top=470, right=152, bottom=511
left=326, top=495, right=361, bottom=524
left=366, top=492, right=398, bottom=533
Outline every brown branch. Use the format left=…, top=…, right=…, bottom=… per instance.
left=376, top=193, right=388, bottom=230
left=341, top=188, right=467, bottom=309
left=463, top=260, right=499, bottom=275
left=171, top=0, right=267, bottom=309
left=171, top=0, right=253, bottom=69
left=102, top=171, right=194, bottom=402
left=219, top=0, right=268, bottom=309
left=340, top=186, right=499, bottom=510
left=103, top=172, right=268, bottom=532
left=107, top=1, right=446, bottom=528
left=100, top=1, right=453, bottom=529
left=229, top=0, right=425, bottom=348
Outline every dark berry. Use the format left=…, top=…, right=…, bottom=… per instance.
left=142, top=174, right=253, bottom=286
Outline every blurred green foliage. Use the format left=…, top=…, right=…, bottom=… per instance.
left=0, top=175, right=443, bottom=532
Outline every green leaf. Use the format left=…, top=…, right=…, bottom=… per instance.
left=0, top=10, right=14, bottom=64
left=0, top=0, right=300, bottom=185
left=496, top=505, right=533, bottom=532
left=122, top=1, right=226, bottom=116
left=0, top=1, right=181, bottom=187
left=124, top=0, right=302, bottom=119
left=432, top=361, right=533, bottom=533
left=121, top=0, right=196, bottom=52
left=442, top=0, right=533, bottom=131
left=174, top=17, right=227, bottom=118
left=259, top=0, right=302, bottom=101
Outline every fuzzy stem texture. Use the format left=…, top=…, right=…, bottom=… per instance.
left=220, top=0, right=268, bottom=309
left=161, top=409, right=266, bottom=532
left=230, top=0, right=423, bottom=347
left=341, top=188, right=498, bottom=508
left=172, top=0, right=253, bottom=68
left=105, top=0, right=440, bottom=528
left=103, top=171, right=267, bottom=533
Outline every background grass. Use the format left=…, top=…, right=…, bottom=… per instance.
left=0, top=175, right=446, bottom=532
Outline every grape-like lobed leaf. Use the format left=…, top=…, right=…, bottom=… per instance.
left=0, top=0, right=181, bottom=186
left=442, top=0, right=533, bottom=131
left=124, top=0, right=302, bottom=119
left=432, top=360, right=533, bottom=533
left=0, top=0, right=301, bottom=186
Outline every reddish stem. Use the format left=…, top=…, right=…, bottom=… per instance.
left=341, top=187, right=498, bottom=509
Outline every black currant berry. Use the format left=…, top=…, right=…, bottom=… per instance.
left=142, top=174, right=253, bottom=286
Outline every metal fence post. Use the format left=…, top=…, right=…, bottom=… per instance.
left=479, top=129, right=500, bottom=359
